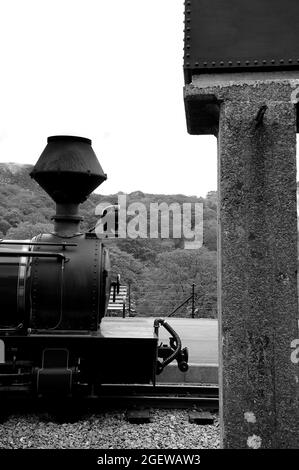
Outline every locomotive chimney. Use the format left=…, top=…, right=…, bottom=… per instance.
left=30, top=136, right=107, bottom=236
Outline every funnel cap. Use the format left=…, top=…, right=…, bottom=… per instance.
left=31, top=135, right=107, bottom=203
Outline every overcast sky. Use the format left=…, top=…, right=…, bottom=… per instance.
left=0, top=0, right=215, bottom=197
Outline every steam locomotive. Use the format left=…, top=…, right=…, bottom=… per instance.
left=0, top=136, right=188, bottom=397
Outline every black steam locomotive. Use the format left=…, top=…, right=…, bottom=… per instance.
left=0, top=136, right=188, bottom=397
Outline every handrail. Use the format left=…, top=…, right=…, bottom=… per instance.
left=0, top=251, right=67, bottom=261
left=0, top=240, right=77, bottom=248
left=167, top=294, right=193, bottom=318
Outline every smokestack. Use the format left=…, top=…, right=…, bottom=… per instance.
left=31, top=135, right=107, bottom=236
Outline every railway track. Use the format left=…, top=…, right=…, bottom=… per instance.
left=93, top=383, right=219, bottom=410
left=0, top=384, right=219, bottom=421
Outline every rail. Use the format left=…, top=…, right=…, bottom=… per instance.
left=0, top=384, right=219, bottom=411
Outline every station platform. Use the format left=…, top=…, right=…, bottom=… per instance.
left=154, top=317, right=219, bottom=384
left=157, top=363, right=218, bottom=385
left=103, top=316, right=219, bottom=385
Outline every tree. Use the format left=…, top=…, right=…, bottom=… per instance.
left=109, top=243, right=145, bottom=286
left=0, top=219, right=11, bottom=235
left=204, top=218, right=217, bottom=251
left=6, top=222, right=54, bottom=240
left=136, top=247, right=217, bottom=318
left=206, top=191, right=217, bottom=211
left=4, top=209, right=23, bottom=227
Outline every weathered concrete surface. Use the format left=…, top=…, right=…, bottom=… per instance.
left=185, top=76, right=299, bottom=448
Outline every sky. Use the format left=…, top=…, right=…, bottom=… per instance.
left=0, top=0, right=217, bottom=198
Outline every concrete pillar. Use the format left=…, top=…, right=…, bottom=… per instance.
left=184, top=74, right=299, bottom=448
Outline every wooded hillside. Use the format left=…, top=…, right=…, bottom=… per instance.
left=0, top=163, right=217, bottom=318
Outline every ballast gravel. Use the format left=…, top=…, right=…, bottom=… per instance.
left=0, top=410, right=220, bottom=449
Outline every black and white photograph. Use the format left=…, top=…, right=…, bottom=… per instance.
left=0, top=0, right=298, bottom=462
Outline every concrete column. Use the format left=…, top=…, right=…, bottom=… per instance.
left=185, top=74, right=299, bottom=448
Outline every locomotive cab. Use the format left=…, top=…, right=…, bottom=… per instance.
left=0, top=136, right=188, bottom=397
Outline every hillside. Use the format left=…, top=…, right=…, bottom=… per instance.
left=0, top=163, right=37, bottom=190
left=0, top=163, right=217, bottom=318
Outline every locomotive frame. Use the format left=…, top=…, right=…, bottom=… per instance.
left=0, top=136, right=188, bottom=398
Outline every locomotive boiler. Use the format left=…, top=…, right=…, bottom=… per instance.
left=0, top=135, right=188, bottom=397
